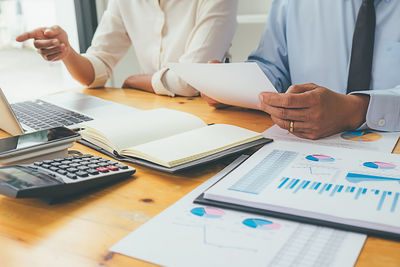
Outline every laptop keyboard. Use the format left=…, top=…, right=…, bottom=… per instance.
left=11, top=100, right=94, bottom=131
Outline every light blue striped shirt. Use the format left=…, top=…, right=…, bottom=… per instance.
left=248, top=0, right=400, bottom=131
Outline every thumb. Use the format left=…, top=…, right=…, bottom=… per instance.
left=287, top=83, right=318, bottom=94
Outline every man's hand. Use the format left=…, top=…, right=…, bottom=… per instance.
left=122, top=74, right=154, bottom=93
left=258, top=83, right=370, bottom=139
left=16, top=26, right=71, bottom=61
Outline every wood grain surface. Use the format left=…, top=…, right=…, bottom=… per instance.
left=0, top=88, right=399, bottom=267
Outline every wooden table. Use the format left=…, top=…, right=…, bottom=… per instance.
left=0, top=88, right=399, bottom=267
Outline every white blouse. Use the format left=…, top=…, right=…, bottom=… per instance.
left=84, top=0, right=238, bottom=96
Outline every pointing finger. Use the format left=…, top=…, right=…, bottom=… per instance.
left=16, top=28, right=46, bottom=42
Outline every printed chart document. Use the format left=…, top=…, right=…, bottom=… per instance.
left=168, top=62, right=277, bottom=109
left=111, top=156, right=366, bottom=267
left=263, top=125, right=400, bottom=153
left=202, top=141, right=400, bottom=239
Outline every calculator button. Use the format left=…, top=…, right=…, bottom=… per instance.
left=107, top=165, right=119, bottom=171
left=61, top=160, right=71, bottom=165
left=54, top=158, right=64, bottom=162
left=67, top=168, right=78, bottom=173
left=90, top=160, right=100, bottom=164
left=76, top=171, right=88, bottom=177
left=51, top=162, right=62, bottom=167
left=77, top=166, right=89, bottom=171
left=115, top=164, right=129, bottom=169
left=43, top=160, right=54, bottom=164
left=92, top=157, right=101, bottom=160
left=99, top=158, right=109, bottom=162
left=33, top=162, right=43, bottom=166
left=50, top=167, right=59, bottom=172
left=57, top=170, right=68, bottom=175
left=88, top=169, right=99, bottom=175
left=80, top=161, right=90, bottom=165
left=71, top=159, right=81, bottom=163
left=99, top=162, right=109, bottom=167
left=70, top=163, right=80, bottom=168
left=59, top=165, right=69, bottom=169
left=41, top=164, right=51, bottom=169
left=96, top=167, right=109, bottom=173
left=88, top=164, right=99, bottom=169
left=66, top=173, right=77, bottom=179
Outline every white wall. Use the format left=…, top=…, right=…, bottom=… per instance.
left=96, top=0, right=272, bottom=87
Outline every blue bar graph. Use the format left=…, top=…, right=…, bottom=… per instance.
left=294, top=180, right=306, bottom=193
left=314, top=183, right=321, bottom=190
left=319, top=184, right=328, bottom=194
left=355, top=188, right=363, bottom=200
left=391, top=193, right=399, bottom=213
left=290, top=179, right=300, bottom=189
left=275, top=177, right=400, bottom=213
left=330, top=185, right=340, bottom=197
left=377, top=191, right=387, bottom=211
left=278, top=178, right=289, bottom=189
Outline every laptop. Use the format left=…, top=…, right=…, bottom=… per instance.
left=0, top=88, right=140, bottom=135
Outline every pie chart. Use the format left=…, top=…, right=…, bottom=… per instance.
left=306, top=154, right=335, bottom=162
left=190, top=207, right=225, bottom=218
left=363, top=161, right=397, bottom=170
left=242, top=218, right=281, bottom=230
left=341, top=130, right=382, bottom=142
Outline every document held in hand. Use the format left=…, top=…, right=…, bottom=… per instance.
left=168, top=62, right=277, bottom=109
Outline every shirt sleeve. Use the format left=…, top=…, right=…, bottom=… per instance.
left=247, top=0, right=291, bottom=93
left=152, top=0, right=238, bottom=97
left=350, top=86, right=400, bottom=131
left=82, top=1, right=132, bottom=88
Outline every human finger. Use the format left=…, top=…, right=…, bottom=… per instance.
left=259, top=104, right=310, bottom=122
left=287, top=83, right=319, bottom=94
left=271, top=116, right=311, bottom=133
left=201, top=93, right=229, bottom=109
left=34, top=39, right=60, bottom=49
left=43, top=25, right=63, bottom=38
left=259, top=92, right=315, bottom=109
left=45, top=52, right=63, bottom=61
left=16, top=28, right=46, bottom=42
left=39, top=46, right=62, bottom=57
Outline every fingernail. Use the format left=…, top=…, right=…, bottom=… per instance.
left=52, top=40, right=58, bottom=45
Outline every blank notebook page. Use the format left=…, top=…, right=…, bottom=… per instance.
left=123, top=124, right=263, bottom=167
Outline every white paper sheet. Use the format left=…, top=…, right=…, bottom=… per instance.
left=111, top=156, right=366, bottom=267
left=168, top=62, right=277, bottom=109
left=263, top=125, right=400, bottom=153
left=205, top=141, right=400, bottom=236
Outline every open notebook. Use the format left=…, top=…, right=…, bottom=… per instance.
left=79, top=108, right=271, bottom=172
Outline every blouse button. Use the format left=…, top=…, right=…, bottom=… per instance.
left=378, top=119, right=386, bottom=127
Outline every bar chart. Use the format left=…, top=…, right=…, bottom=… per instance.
left=277, top=177, right=400, bottom=212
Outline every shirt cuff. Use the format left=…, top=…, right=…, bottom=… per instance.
left=151, top=68, right=175, bottom=97
left=350, top=90, right=400, bottom=131
left=83, top=54, right=109, bottom=88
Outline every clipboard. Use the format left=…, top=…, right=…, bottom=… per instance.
left=194, top=158, right=400, bottom=241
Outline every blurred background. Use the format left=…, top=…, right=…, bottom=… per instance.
left=0, top=0, right=272, bottom=102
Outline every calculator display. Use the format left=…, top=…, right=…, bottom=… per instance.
left=0, top=166, right=60, bottom=189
